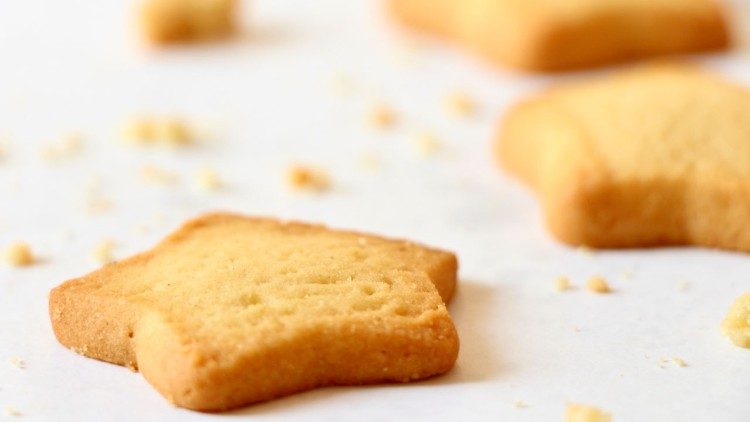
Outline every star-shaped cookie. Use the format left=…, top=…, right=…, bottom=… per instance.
left=49, top=213, right=459, bottom=410
left=497, top=64, right=750, bottom=251
left=388, top=0, right=729, bottom=71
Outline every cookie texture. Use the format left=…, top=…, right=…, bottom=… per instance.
left=722, top=293, right=750, bottom=348
left=497, top=64, right=750, bottom=251
left=388, top=0, right=729, bottom=71
left=49, top=213, right=459, bottom=411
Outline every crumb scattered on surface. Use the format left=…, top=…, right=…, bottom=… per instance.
left=8, top=356, right=26, bottom=369
left=286, top=165, right=330, bottom=192
left=577, top=245, right=596, bottom=256
left=367, top=104, right=395, bottom=129
left=195, top=167, right=222, bottom=191
left=40, top=132, right=83, bottom=162
left=413, top=132, right=440, bottom=156
left=672, top=357, right=688, bottom=367
left=358, top=153, right=380, bottom=171
left=722, top=292, right=750, bottom=348
left=140, top=165, right=180, bottom=185
left=445, top=91, right=476, bottom=117
left=123, top=116, right=194, bottom=147
left=4, top=242, right=33, bottom=266
left=678, top=281, right=691, bottom=292
left=513, top=400, right=528, bottom=409
left=586, top=276, right=611, bottom=294
left=566, top=403, right=611, bottom=422
left=3, top=406, right=21, bottom=417
left=139, top=0, right=236, bottom=44
left=91, top=240, right=115, bottom=264
left=555, top=276, right=571, bottom=292
left=620, top=271, right=634, bottom=280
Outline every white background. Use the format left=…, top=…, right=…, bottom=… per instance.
left=1, top=1, right=749, bottom=421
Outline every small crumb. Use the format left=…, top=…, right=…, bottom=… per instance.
left=586, top=276, right=611, bottom=294
left=330, top=74, right=354, bottom=97
left=91, top=240, right=115, bottom=264
left=358, top=153, right=380, bottom=171
left=555, top=276, right=571, bottom=292
left=566, top=403, right=611, bottom=422
left=139, top=165, right=180, bottom=185
left=122, top=116, right=194, bottom=147
left=4, top=242, right=34, bottom=266
left=195, top=167, right=222, bottom=191
left=445, top=91, right=476, bottom=117
left=672, top=357, right=688, bottom=367
left=8, top=356, right=26, bottom=369
left=286, top=165, right=330, bottom=192
left=412, top=132, right=440, bottom=156
left=577, top=245, right=596, bottom=256
left=4, top=406, right=21, bottom=417
left=367, top=104, right=395, bottom=129
left=620, top=271, right=634, bottom=280
left=678, top=281, right=691, bottom=292
left=40, top=132, right=83, bottom=162
left=140, top=0, right=236, bottom=44
left=513, top=400, right=528, bottom=409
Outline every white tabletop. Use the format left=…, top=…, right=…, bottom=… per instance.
left=1, top=1, right=749, bottom=421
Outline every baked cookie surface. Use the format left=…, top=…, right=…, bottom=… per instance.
left=389, top=0, right=730, bottom=71
left=49, top=213, right=459, bottom=410
left=497, top=64, right=750, bottom=251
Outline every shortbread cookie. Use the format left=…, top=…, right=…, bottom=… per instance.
left=49, top=213, right=459, bottom=410
left=139, top=0, right=236, bottom=44
left=722, top=293, right=750, bottom=348
left=389, top=0, right=730, bottom=71
left=497, top=64, right=750, bottom=251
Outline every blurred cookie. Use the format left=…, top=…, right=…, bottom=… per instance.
left=389, top=0, right=730, bottom=71
left=497, top=64, right=750, bottom=251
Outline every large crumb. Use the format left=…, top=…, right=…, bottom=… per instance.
left=555, top=276, right=571, bottom=292
left=139, top=0, right=236, bottom=44
left=566, top=403, right=611, bottom=422
left=445, top=91, right=476, bottom=117
left=586, top=276, right=611, bottom=294
left=195, top=167, right=222, bottom=191
left=722, top=292, right=750, bottom=348
left=91, top=240, right=115, bottom=264
left=4, top=242, right=34, bottom=266
left=286, top=165, right=330, bottom=192
left=367, top=104, right=396, bottom=129
left=122, top=116, right=194, bottom=147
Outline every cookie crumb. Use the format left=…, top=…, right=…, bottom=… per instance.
left=445, top=91, right=475, bottom=117
left=586, top=276, right=610, bottom=294
left=286, top=165, right=330, bottom=192
left=367, top=104, right=396, bottom=129
left=3, top=406, right=21, bottom=417
left=413, top=132, right=440, bottom=156
left=555, top=276, right=571, bottom=292
left=566, top=403, right=611, bottom=422
left=139, top=0, right=236, bottom=44
left=721, top=292, right=750, bottom=348
left=678, top=281, right=691, bottom=292
left=4, top=242, right=33, bottom=266
left=91, top=240, right=115, bottom=264
left=8, top=356, right=26, bottom=369
left=672, top=357, right=688, bottom=367
left=513, top=400, right=528, bottom=409
left=620, top=270, right=634, bottom=280
left=40, top=132, right=83, bottom=162
left=140, top=165, right=180, bottom=185
left=123, top=116, right=194, bottom=147
left=195, top=167, right=222, bottom=191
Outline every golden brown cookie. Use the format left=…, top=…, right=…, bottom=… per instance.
left=49, top=213, right=459, bottom=410
left=497, top=64, right=750, bottom=251
left=389, top=0, right=730, bottom=71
